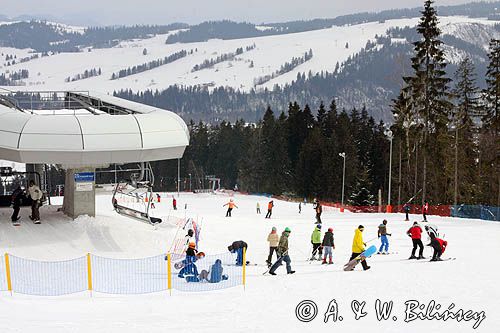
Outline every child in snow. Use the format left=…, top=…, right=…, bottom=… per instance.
left=403, top=203, right=410, bottom=221
left=422, top=200, right=429, bottom=222
left=322, top=227, right=335, bottom=264
left=178, top=243, right=204, bottom=281
left=266, top=227, right=279, bottom=267
left=183, top=229, right=195, bottom=252
left=407, top=222, right=425, bottom=259
left=427, top=232, right=448, bottom=261
left=223, top=199, right=238, bottom=217
left=172, top=196, right=177, bottom=210
left=256, top=202, right=261, bottom=214
left=350, top=225, right=370, bottom=270
left=198, top=259, right=229, bottom=283
left=265, top=200, right=274, bottom=218
left=228, top=240, right=247, bottom=266
left=377, top=219, right=392, bottom=254
left=269, top=227, right=295, bottom=275
left=310, top=224, right=323, bottom=260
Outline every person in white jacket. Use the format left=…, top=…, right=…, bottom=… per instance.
left=28, top=180, right=42, bottom=223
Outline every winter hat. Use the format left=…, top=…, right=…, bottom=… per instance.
left=188, top=229, right=194, bottom=237
left=413, top=221, right=418, bottom=225
left=317, top=224, right=322, bottom=229
left=328, top=227, right=333, bottom=232
left=272, top=227, right=277, bottom=231
left=284, top=227, right=291, bottom=233
left=358, top=225, right=364, bottom=230
left=383, top=219, right=387, bottom=224
left=189, top=242, right=196, bottom=249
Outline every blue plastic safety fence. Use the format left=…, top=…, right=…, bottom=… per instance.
left=9, top=255, right=87, bottom=296
left=171, top=252, right=243, bottom=292
left=91, top=254, right=168, bottom=294
left=451, top=205, right=500, bottom=221
left=0, top=257, right=7, bottom=291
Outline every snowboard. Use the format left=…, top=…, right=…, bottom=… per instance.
left=344, top=245, right=377, bottom=271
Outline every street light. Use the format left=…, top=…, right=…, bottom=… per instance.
left=339, top=152, right=346, bottom=206
left=385, top=129, right=393, bottom=209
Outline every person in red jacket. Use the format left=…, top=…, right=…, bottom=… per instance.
left=407, top=222, right=425, bottom=260
left=427, top=232, right=448, bottom=261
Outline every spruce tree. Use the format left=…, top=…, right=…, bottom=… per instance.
left=484, top=39, right=500, bottom=131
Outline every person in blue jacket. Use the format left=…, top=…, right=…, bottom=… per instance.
left=199, top=259, right=229, bottom=283
left=178, top=242, right=203, bottom=281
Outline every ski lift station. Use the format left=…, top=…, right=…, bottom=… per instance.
left=0, top=89, right=189, bottom=222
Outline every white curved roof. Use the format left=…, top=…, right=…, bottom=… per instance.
left=0, top=92, right=189, bottom=166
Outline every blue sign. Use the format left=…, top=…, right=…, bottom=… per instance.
left=74, top=172, right=95, bottom=182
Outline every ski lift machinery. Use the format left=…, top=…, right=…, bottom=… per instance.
left=111, top=162, right=162, bottom=224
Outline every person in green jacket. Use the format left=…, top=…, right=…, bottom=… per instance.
left=310, top=224, right=323, bottom=261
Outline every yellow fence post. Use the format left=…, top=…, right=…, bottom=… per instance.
left=167, top=253, right=172, bottom=295
left=242, top=248, right=246, bottom=291
left=4, top=253, right=12, bottom=295
left=86, top=253, right=93, bottom=297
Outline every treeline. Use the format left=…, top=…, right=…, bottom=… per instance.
left=111, top=50, right=189, bottom=80
left=254, top=49, right=313, bottom=86
left=0, top=69, right=29, bottom=85
left=65, top=67, right=102, bottom=82
left=191, top=45, right=255, bottom=72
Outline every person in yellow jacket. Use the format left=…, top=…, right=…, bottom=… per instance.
left=266, top=227, right=279, bottom=267
left=349, top=225, right=370, bottom=270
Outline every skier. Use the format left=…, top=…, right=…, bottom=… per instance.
left=322, top=227, right=335, bottom=264
left=11, top=186, right=24, bottom=224
left=156, top=193, right=161, bottom=203
left=403, top=203, right=411, bottom=221
left=427, top=232, right=448, bottom=262
left=349, top=225, right=370, bottom=271
left=407, top=222, right=425, bottom=259
left=266, top=227, right=279, bottom=267
left=268, top=227, right=295, bottom=275
left=299, top=202, right=302, bottom=214
left=310, top=224, right=323, bottom=260
left=424, top=224, right=439, bottom=241
left=265, top=200, right=274, bottom=219
left=28, top=180, right=42, bottom=224
left=183, top=229, right=195, bottom=252
left=377, top=219, right=392, bottom=254
left=313, top=198, right=322, bottom=224
left=228, top=240, right=247, bottom=266
left=172, top=196, right=177, bottom=210
left=422, top=200, right=429, bottom=222
left=223, top=198, right=238, bottom=217
left=256, top=202, right=261, bottom=214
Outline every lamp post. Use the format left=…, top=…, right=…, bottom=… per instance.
left=385, top=129, right=393, bottom=210
left=339, top=152, right=346, bottom=206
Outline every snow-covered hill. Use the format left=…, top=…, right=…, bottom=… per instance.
left=1, top=16, right=497, bottom=95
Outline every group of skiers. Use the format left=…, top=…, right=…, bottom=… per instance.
left=10, top=180, right=43, bottom=225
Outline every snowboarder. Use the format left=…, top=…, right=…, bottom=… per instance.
left=403, top=203, right=411, bottom=221
left=269, top=227, right=295, bottom=275
left=322, top=227, right=335, bottom=264
left=407, top=222, right=425, bottom=259
left=427, top=232, right=448, bottom=262
left=313, top=199, right=322, bottom=224
left=228, top=240, right=247, bottom=266
left=265, top=200, right=274, bottom=219
left=172, top=196, right=177, bottom=210
left=349, top=225, right=370, bottom=270
left=266, top=227, right=279, bottom=267
left=256, top=202, right=261, bottom=214
left=28, top=180, right=42, bottom=223
left=11, top=186, right=24, bottom=224
left=422, top=200, right=429, bottom=222
left=299, top=202, right=302, bottom=214
left=223, top=198, right=238, bottom=217
left=377, top=219, right=392, bottom=254
left=310, top=224, right=323, bottom=260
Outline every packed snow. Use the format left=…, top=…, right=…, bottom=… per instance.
left=0, top=16, right=497, bottom=94
left=0, top=191, right=498, bottom=332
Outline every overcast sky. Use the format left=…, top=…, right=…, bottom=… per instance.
left=2, top=0, right=476, bottom=26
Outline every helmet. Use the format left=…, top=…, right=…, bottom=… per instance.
left=272, top=227, right=277, bottom=231
left=358, top=225, right=364, bottom=230
left=188, top=229, right=194, bottom=237
left=317, top=224, right=322, bottom=229
left=328, top=227, right=333, bottom=232
left=284, top=227, right=291, bottom=233
left=188, top=242, right=196, bottom=249
left=230, top=198, right=234, bottom=202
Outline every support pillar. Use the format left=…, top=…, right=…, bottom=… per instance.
left=63, top=168, right=96, bottom=219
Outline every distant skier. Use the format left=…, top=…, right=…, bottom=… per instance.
left=322, top=227, right=335, bottom=264
left=223, top=198, right=238, bottom=217
left=256, top=202, right=261, bottom=214
left=156, top=193, right=161, bottom=203
left=172, top=196, right=177, bottom=210
left=377, top=219, right=392, bottom=254
left=313, top=198, right=322, bottom=224
left=407, top=222, right=425, bottom=259
left=28, top=180, right=42, bottom=224
left=403, top=203, right=411, bottom=221
left=427, top=232, right=448, bottom=262
left=11, top=186, right=24, bottom=224
left=349, top=225, right=370, bottom=271
left=228, top=240, right=247, bottom=266
left=268, top=227, right=295, bottom=275
left=265, top=200, right=274, bottom=219
left=422, top=200, right=429, bottom=222
left=310, top=224, right=323, bottom=260
left=266, top=227, right=279, bottom=267
left=299, top=202, right=302, bottom=214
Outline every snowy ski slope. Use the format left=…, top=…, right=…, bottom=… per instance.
left=0, top=191, right=498, bottom=332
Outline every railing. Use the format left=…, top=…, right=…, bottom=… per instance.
left=0, top=252, right=245, bottom=296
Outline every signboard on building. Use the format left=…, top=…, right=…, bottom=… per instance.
left=76, top=182, right=93, bottom=192
left=74, top=172, right=95, bottom=182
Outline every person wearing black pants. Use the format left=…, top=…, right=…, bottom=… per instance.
left=349, top=252, right=370, bottom=270
left=11, top=186, right=24, bottom=222
left=407, top=222, right=425, bottom=259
